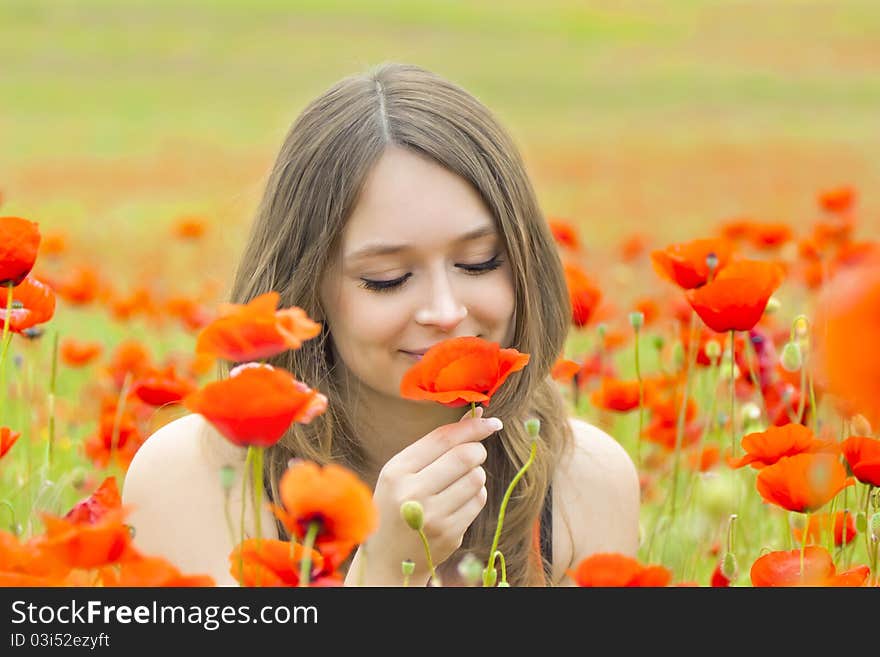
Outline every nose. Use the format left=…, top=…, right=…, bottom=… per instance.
left=414, top=266, right=468, bottom=331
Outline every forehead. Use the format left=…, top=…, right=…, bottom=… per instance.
left=341, top=147, right=499, bottom=261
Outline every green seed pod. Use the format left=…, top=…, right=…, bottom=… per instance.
left=524, top=417, right=541, bottom=438
left=704, top=339, right=722, bottom=362
left=497, top=581, right=510, bottom=587
left=651, top=335, right=665, bottom=351
left=596, top=323, right=608, bottom=340
left=856, top=511, right=868, bottom=533
left=720, top=552, right=738, bottom=581
left=871, top=488, right=880, bottom=510
left=628, top=311, right=644, bottom=330
left=482, top=567, right=498, bottom=587
left=401, top=560, right=415, bottom=577
left=765, top=296, right=781, bottom=315
left=400, top=500, right=424, bottom=531
left=780, top=341, right=803, bottom=372
left=219, top=465, right=236, bottom=492
left=456, top=553, right=483, bottom=587
left=871, top=513, right=880, bottom=540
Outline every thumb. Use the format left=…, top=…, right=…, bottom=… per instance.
left=459, top=405, right=484, bottom=422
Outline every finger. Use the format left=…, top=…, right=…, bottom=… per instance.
left=399, top=413, right=501, bottom=472
left=425, top=466, right=486, bottom=519
left=415, top=442, right=487, bottom=493
left=437, top=485, right=488, bottom=539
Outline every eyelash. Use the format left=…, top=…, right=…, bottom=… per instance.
left=358, top=255, right=504, bottom=293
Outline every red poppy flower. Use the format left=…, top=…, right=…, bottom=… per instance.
left=83, top=405, right=144, bottom=469
left=196, top=291, right=322, bottom=362
left=755, top=453, right=852, bottom=513
left=710, top=562, right=731, bottom=587
left=227, top=538, right=329, bottom=587
left=729, top=424, right=835, bottom=470
left=59, top=337, right=103, bottom=368
left=620, top=233, right=648, bottom=262
left=642, top=392, right=702, bottom=451
left=750, top=546, right=868, bottom=587
left=633, top=296, right=660, bottom=326
left=131, top=364, right=198, bottom=407
left=685, top=259, right=785, bottom=333
left=34, top=509, right=134, bottom=570
left=719, top=217, right=754, bottom=242
left=746, top=221, right=794, bottom=250
left=562, top=262, right=601, bottom=328
left=574, top=350, right=618, bottom=390
left=0, top=276, right=56, bottom=333
left=813, top=263, right=880, bottom=426
left=39, top=232, right=68, bottom=257
left=567, top=553, right=672, bottom=587
left=101, top=549, right=215, bottom=587
left=165, top=295, right=214, bottom=331
left=184, top=363, right=327, bottom=448
left=106, top=339, right=153, bottom=390
left=108, top=284, right=159, bottom=322
left=0, top=427, right=20, bottom=459
left=270, top=461, right=377, bottom=570
left=791, top=511, right=857, bottom=547
left=550, top=357, right=580, bottom=383
left=0, top=531, right=69, bottom=585
left=547, top=218, right=581, bottom=251
left=399, top=336, right=530, bottom=407
left=841, top=435, right=880, bottom=487
left=590, top=378, right=644, bottom=413
left=0, top=216, right=41, bottom=286
left=64, top=477, right=121, bottom=525
left=651, top=238, right=734, bottom=290
left=46, top=265, right=103, bottom=305
left=688, top=444, right=720, bottom=472
left=818, top=185, right=856, bottom=214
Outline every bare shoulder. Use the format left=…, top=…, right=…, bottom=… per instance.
left=122, top=413, right=277, bottom=586
left=550, top=417, right=640, bottom=586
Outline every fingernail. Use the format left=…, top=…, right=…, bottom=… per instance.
left=484, top=418, right=503, bottom=432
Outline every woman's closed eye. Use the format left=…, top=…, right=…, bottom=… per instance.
left=358, top=255, right=504, bottom=293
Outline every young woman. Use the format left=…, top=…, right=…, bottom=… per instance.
left=122, top=62, right=640, bottom=586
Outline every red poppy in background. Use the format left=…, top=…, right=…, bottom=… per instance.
left=547, top=218, right=581, bottom=251
left=0, top=216, right=41, bottom=286
left=271, top=461, right=377, bottom=571
left=620, top=233, right=648, bottom=262
left=729, top=424, right=835, bottom=470
left=106, top=339, right=153, bottom=390
left=102, top=549, right=215, bottom=587
left=688, top=444, right=720, bottom=472
left=750, top=546, right=868, bottom=587
left=746, top=221, right=794, bottom=250
left=562, top=262, right=601, bottom=328
left=59, top=338, right=104, bottom=368
left=131, top=364, right=198, bottom=407
left=0, top=427, right=20, bottom=459
left=590, top=378, right=644, bottom=413
left=42, top=264, right=103, bottom=306
left=718, top=217, right=753, bottom=242
left=228, top=539, right=333, bottom=587
left=0, top=276, right=55, bottom=333
left=196, top=291, right=322, bottom=362
left=756, top=453, right=851, bottom=513
left=574, top=349, right=618, bottom=390
left=400, top=336, right=530, bottom=407
left=840, top=435, right=880, bottom=487
left=184, top=364, right=327, bottom=448
left=567, top=553, right=672, bottom=587
left=686, top=259, right=785, bottom=333
left=39, top=231, right=68, bottom=258
left=791, top=511, right=857, bottom=547
left=35, top=509, right=133, bottom=571
left=813, top=262, right=880, bottom=427
left=651, top=237, right=734, bottom=290
left=818, top=185, right=856, bottom=214
left=83, top=402, right=144, bottom=469
left=172, top=215, right=207, bottom=240
left=164, top=295, right=214, bottom=332
left=710, top=562, right=731, bottom=587
left=550, top=357, right=580, bottom=383
left=108, top=284, right=160, bottom=323
left=642, top=391, right=702, bottom=450
left=64, top=477, right=121, bottom=525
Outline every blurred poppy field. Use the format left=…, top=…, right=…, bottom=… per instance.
left=2, top=0, right=880, bottom=586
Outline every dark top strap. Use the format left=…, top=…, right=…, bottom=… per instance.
left=540, top=485, right=552, bottom=567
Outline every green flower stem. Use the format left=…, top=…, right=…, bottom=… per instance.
left=0, top=283, right=14, bottom=424
left=800, top=512, right=810, bottom=581
left=494, top=550, right=507, bottom=585
left=237, top=447, right=253, bottom=584
left=668, top=309, right=700, bottom=517
left=46, top=330, right=58, bottom=471
left=0, top=500, right=16, bottom=532
left=742, top=337, right=770, bottom=425
left=298, top=520, right=321, bottom=587
left=483, top=439, right=538, bottom=587
left=470, top=401, right=477, bottom=418
left=865, top=486, right=874, bottom=584
left=634, top=326, right=644, bottom=471
left=417, top=527, right=438, bottom=585
left=251, top=446, right=264, bottom=544
left=729, top=330, right=737, bottom=458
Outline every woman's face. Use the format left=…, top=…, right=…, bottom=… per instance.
left=320, top=145, right=516, bottom=405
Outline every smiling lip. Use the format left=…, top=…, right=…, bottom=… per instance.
left=400, top=351, right=426, bottom=359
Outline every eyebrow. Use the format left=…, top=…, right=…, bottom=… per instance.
left=344, top=225, right=497, bottom=262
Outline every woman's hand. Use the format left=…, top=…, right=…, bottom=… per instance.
left=345, top=406, right=501, bottom=586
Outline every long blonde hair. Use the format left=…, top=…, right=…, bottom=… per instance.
left=225, top=62, right=574, bottom=586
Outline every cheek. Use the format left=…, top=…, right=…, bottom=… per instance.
left=333, top=291, right=407, bottom=352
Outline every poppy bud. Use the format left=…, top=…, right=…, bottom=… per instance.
left=872, top=488, right=880, bottom=510
left=792, top=315, right=809, bottom=339
left=856, top=511, right=867, bottom=533
left=850, top=414, right=872, bottom=437
left=401, top=559, right=415, bottom=577
left=765, top=296, right=781, bottom=314
left=651, top=335, right=665, bottom=351
left=720, top=552, right=738, bottom=581
left=700, top=473, right=737, bottom=516
left=870, top=513, right=880, bottom=540
left=788, top=512, right=807, bottom=533
left=219, top=465, right=236, bottom=492
left=497, top=581, right=510, bottom=587
left=596, top=323, right=607, bottom=340
left=482, top=567, right=497, bottom=587
left=456, top=553, right=483, bottom=587
left=524, top=417, right=541, bottom=437
left=780, top=341, right=802, bottom=372
left=628, top=311, right=644, bottom=330
left=400, top=500, right=424, bottom=531
left=704, top=339, right=722, bottom=362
